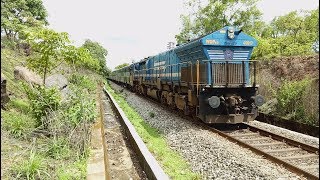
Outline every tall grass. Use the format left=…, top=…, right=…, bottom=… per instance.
left=12, top=151, right=49, bottom=179
left=2, top=110, right=35, bottom=138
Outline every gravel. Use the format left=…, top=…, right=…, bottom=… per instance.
left=109, top=82, right=312, bottom=179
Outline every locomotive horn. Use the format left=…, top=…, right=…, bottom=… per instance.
left=235, top=29, right=243, bottom=35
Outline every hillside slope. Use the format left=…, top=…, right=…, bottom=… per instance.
left=1, top=47, right=105, bottom=179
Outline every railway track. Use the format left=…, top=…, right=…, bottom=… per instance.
left=211, top=123, right=319, bottom=180
left=109, top=81, right=319, bottom=179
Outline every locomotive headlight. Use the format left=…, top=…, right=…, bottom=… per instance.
left=227, top=27, right=235, bottom=39
left=208, top=96, right=220, bottom=108
left=254, top=95, right=264, bottom=106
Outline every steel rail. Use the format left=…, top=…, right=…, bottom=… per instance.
left=107, top=80, right=319, bottom=179
left=210, top=123, right=319, bottom=180
left=246, top=124, right=319, bottom=154
left=103, top=87, right=169, bottom=180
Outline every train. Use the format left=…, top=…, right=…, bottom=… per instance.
left=108, top=26, right=264, bottom=124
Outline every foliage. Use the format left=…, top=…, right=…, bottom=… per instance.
left=1, top=0, right=48, bottom=40
left=62, top=45, right=100, bottom=72
left=64, top=85, right=97, bottom=127
left=12, top=151, right=49, bottom=179
left=251, top=8, right=319, bottom=59
left=1, top=33, right=98, bottom=180
left=2, top=110, right=35, bottom=138
left=8, top=98, right=30, bottom=114
left=175, top=0, right=262, bottom=43
left=275, top=78, right=315, bottom=124
left=81, top=39, right=108, bottom=76
left=46, top=137, right=70, bottom=159
left=176, top=2, right=319, bottom=58
left=1, top=36, right=17, bottom=49
left=69, top=73, right=96, bottom=91
left=25, top=28, right=70, bottom=84
left=23, top=84, right=61, bottom=127
left=56, top=157, right=87, bottom=179
left=25, top=28, right=101, bottom=83
left=115, top=63, right=129, bottom=70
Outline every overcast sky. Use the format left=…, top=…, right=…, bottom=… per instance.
left=42, top=0, right=319, bottom=70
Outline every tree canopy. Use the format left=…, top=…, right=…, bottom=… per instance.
left=175, top=0, right=262, bottom=44
left=81, top=39, right=109, bottom=76
left=1, top=0, right=48, bottom=40
left=25, top=28, right=100, bottom=84
left=115, top=63, right=130, bottom=70
left=176, top=0, right=319, bottom=59
left=251, top=8, right=319, bottom=59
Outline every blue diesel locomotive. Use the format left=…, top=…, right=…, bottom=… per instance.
left=109, top=26, right=264, bottom=124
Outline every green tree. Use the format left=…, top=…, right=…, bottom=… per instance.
left=25, top=28, right=100, bottom=84
left=261, top=9, right=319, bottom=57
left=1, top=0, right=48, bottom=40
left=176, top=0, right=262, bottom=43
left=115, top=63, right=129, bottom=70
left=81, top=39, right=108, bottom=76
left=25, top=28, right=70, bottom=84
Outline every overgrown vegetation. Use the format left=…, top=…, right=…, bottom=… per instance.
left=12, top=151, right=48, bottom=179
left=105, top=82, right=200, bottom=179
left=275, top=78, right=317, bottom=124
left=1, top=1, right=107, bottom=178
left=1, top=70, right=101, bottom=179
left=23, top=84, right=61, bottom=127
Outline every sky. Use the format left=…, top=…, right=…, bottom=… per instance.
left=42, top=0, right=319, bottom=70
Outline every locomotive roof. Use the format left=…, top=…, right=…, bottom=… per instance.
left=115, top=26, right=257, bottom=71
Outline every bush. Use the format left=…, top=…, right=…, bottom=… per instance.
left=276, top=78, right=314, bottom=124
left=64, top=85, right=97, bottom=127
left=23, top=84, right=61, bottom=127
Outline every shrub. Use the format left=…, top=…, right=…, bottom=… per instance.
left=23, top=84, right=61, bottom=127
left=64, top=86, right=97, bottom=127
left=276, top=78, right=313, bottom=124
